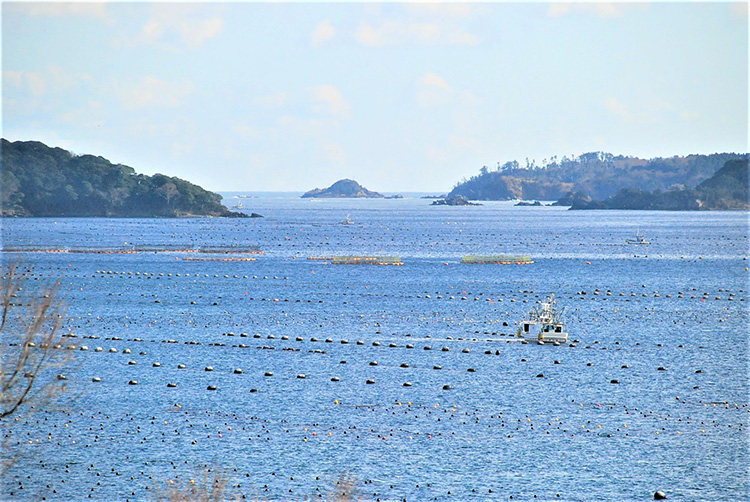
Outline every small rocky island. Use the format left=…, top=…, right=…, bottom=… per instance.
left=301, top=179, right=386, bottom=198
left=431, top=195, right=481, bottom=206
left=1, top=139, right=245, bottom=218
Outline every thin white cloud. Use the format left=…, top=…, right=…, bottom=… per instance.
left=426, top=133, right=480, bottom=164
left=311, top=20, right=336, bottom=47
left=421, top=73, right=451, bottom=90
left=3, top=71, right=25, bottom=89
left=548, top=3, right=645, bottom=19
left=60, top=100, right=105, bottom=129
left=115, top=76, right=195, bottom=110
left=277, top=115, right=340, bottom=134
left=9, top=2, right=108, bottom=19
left=253, top=92, right=289, bottom=108
left=115, top=5, right=224, bottom=50
left=179, top=18, right=224, bottom=49
left=3, top=70, right=46, bottom=96
left=416, top=73, right=453, bottom=107
left=406, top=3, right=475, bottom=18
left=232, top=124, right=260, bottom=140
left=606, top=96, right=683, bottom=124
left=310, top=85, right=350, bottom=118
left=679, top=110, right=701, bottom=121
left=730, top=3, right=748, bottom=20
left=605, top=97, right=631, bottom=120
left=322, top=142, right=347, bottom=165
left=355, top=20, right=477, bottom=47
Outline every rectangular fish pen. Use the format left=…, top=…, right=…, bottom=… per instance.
left=330, top=256, right=404, bottom=266
left=461, top=255, right=534, bottom=264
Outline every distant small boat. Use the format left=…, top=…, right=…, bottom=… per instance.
left=233, top=201, right=245, bottom=210
left=340, top=214, right=353, bottom=225
left=626, top=230, right=650, bottom=245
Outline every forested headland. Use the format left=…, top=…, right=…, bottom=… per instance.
left=448, top=152, right=747, bottom=205
left=1, top=139, right=244, bottom=217
left=570, top=158, right=749, bottom=210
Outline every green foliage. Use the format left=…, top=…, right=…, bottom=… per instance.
left=449, top=151, right=747, bottom=201
left=570, top=158, right=749, bottom=210
left=0, top=139, right=242, bottom=217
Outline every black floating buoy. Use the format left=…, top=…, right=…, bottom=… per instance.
left=657, top=367, right=667, bottom=371
left=264, top=372, right=273, bottom=377
left=366, top=379, right=375, bottom=384
left=610, top=379, right=620, bottom=384
left=536, top=373, right=544, bottom=378
left=403, top=382, right=412, bottom=387
left=433, top=365, right=442, bottom=370
left=92, top=377, right=101, bottom=382
left=467, top=368, right=476, bottom=373
left=442, top=384, right=452, bottom=390
left=207, top=385, right=217, bottom=391
left=331, top=377, right=340, bottom=382
left=654, top=490, right=667, bottom=500
left=205, top=366, right=214, bottom=372
left=167, top=383, right=177, bottom=388
left=297, top=374, right=306, bottom=379
left=177, top=364, right=186, bottom=369
left=234, top=369, right=243, bottom=374
left=369, top=361, right=378, bottom=366
left=128, top=380, right=138, bottom=385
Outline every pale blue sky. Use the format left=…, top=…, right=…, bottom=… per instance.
left=2, top=2, right=748, bottom=192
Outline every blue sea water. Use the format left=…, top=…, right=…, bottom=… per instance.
left=1, top=195, right=748, bottom=502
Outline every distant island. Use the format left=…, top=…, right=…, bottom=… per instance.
left=568, top=158, right=749, bottom=210
left=448, top=152, right=746, bottom=202
left=431, top=195, right=481, bottom=206
left=301, top=179, right=395, bottom=198
left=0, top=139, right=245, bottom=217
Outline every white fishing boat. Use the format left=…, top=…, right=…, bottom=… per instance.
left=517, top=294, right=569, bottom=344
left=626, top=229, right=650, bottom=245
left=340, top=214, right=353, bottom=225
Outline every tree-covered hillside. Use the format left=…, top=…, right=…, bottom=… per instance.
left=448, top=152, right=746, bottom=201
left=1, top=139, right=243, bottom=217
left=570, top=158, right=749, bottom=210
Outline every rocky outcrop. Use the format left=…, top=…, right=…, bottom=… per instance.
left=301, top=179, right=384, bottom=198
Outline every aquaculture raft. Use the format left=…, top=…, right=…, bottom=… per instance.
left=1, top=245, right=265, bottom=255
left=461, top=255, right=534, bottom=265
left=330, top=256, right=404, bottom=266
